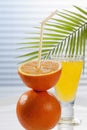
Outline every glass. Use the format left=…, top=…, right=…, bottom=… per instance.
left=58, top=124, right=74, bottom=130
left=51, top=56, right=84, bottom=125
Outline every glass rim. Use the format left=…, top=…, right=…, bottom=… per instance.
left=50, top=55, right=84, bottom=61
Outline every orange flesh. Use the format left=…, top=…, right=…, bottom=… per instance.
left=20, top=60, right=60, bottom=75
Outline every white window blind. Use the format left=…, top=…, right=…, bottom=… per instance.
left=0, top=0, right=87, bottom=90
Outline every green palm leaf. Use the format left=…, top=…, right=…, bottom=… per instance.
left=18, top=6, right=87, bottom=63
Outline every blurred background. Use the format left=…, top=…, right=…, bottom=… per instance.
left=0, top=0, right=87, bottom=106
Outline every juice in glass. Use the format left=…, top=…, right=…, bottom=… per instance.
left=55, top=61, right=83, bottom=102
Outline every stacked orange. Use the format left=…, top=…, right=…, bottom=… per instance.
left=16, top=60, right=62, bottom=130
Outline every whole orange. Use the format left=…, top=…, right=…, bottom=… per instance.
left=16, top=90, right=61, bottom=130
left=18, top=60, right=62, bottom=91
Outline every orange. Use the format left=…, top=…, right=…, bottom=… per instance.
left=18, top=60, right=62, bottom=91
left=16, top=90, right=61, bottom=130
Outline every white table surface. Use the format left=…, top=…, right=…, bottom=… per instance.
left=0, top=87, right=87, bottom=130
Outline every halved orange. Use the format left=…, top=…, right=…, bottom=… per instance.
left=18, top=60, right=62, bottom=91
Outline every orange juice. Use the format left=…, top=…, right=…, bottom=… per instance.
left=55, top=61, right=83, bottom=102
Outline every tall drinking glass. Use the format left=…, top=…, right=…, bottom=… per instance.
left=51, top=56, right=84, bottom=125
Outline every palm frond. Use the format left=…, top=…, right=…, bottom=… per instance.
left=74, top=5, right=87, bottom=15
left=18, top=6, right=87, bottom=63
